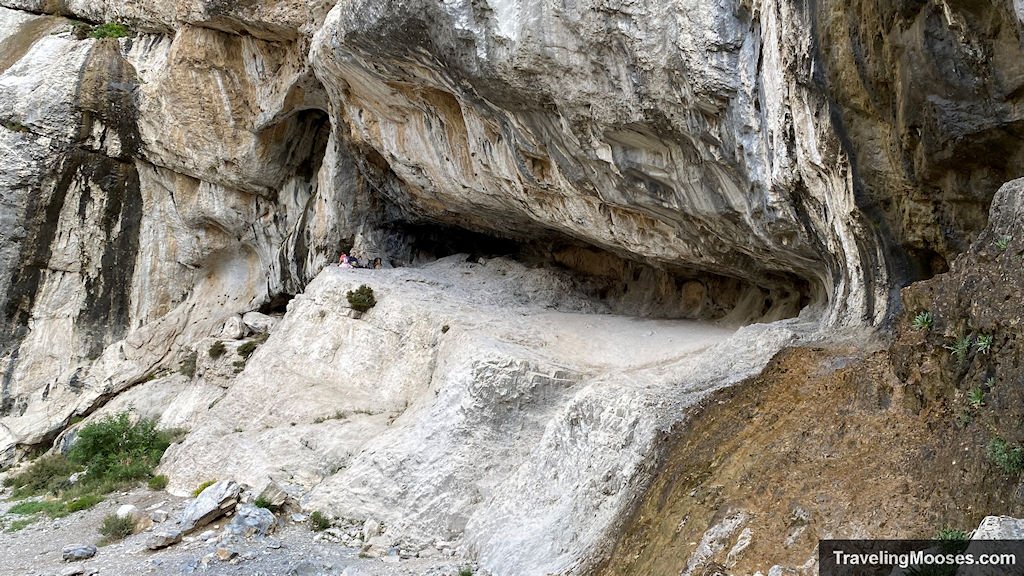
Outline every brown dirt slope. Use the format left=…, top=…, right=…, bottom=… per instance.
left=597, top=180, right=1024, bottom=576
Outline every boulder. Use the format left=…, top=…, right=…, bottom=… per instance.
left=146, top=529, right=183, bottom=550
left=227, top=504, right=277, bottom=538
left=242, top=312, right=279, bottom=334
left=361, top=518, right=381, bottom=541
left=255, top=480, right=288, bottom=509
left=116, top=504, right=140, bottom=519
left=221, top=316, right=248, bottom=340
left=179, top=480, right=241, bottom=534
left=147, top=480, right=241, bottom=549
left=61, top=544, right=96, bottom=561
left=972, top=516, right=1024, bottom=539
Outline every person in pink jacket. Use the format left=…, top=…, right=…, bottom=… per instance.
left=339, top=254, right=352, bottom=268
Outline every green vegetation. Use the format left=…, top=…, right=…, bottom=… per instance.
left=309, top=510, right=331, bottom=531
left=68, top=412, right=178, bottom=487
left=936, top=528, right=968, bottom=540
left=180, top=350, right=198, bottom=378
left=98, top=513, right=135, bottom=543
left=88, top=22, right=133, bottom=39
left=148, top=474, right=169, bottom=491
left=956, top=410, right=973, bottom=428
left=996, top=236, right=1012, bottom=251
left=237, top=341, right=258, bottom=359
left=968, top=387, right=985, bottom=409
left=2, top=120, right=30, bottom=133
left=911, top=311, right=933, bottom=331
left=346, top=285, right=377, bottom=312
left=66, top=493, right=103, bottom=512
left=1, top=411, right=181, bottom=529
left=988, top=437, right=1024, bottom=474
left=237, top=332, right=269, bottom=360
left=313, top=410, right=348, bottom=424
left=253, top=496, right=279, bottom=511
left=2, top=454, right=79, bottom=498
left=5, top=518, right=35, bottom=532
left=192, top=479, right=217, bottom=497
left=976, top=334, right=994, bottom=355
left=209, top=341, right=226, bottom=360
left=945, top=335, right=973, bottom=366
left=8, top=500, right=69, bottom=518
left=459, top=568, right=474, bottom=576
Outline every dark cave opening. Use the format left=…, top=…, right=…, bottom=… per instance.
left=381, top=221, right=813, bottom=324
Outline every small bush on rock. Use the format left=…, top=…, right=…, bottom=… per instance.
left=237, top=332, right=269, bottom=360
left=99, top=513, right=135, bottom=542
left=911, top=311, right=932, bottom=331
left=209, top=341, right=226, bottom=359
left=936, top=527, right=967, bottom=540
left=148, top=474, right=169, bottom=491
left=237, top=341, right=258, bottom=359
left=309, top=511, right=331, bottom=531
left=179, top=350, right=197, bottom=378
left=192, top=479, right=217, bottom=497
left=89, top=22, right=133, bottom=39
left=945, top=334, right=973, bottom=366
left=988, top=437, right=1024, bottom=474
left=346, top=285, right=376, bottom=312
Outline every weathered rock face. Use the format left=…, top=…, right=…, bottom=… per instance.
left=0, top=0, right=1023, bottom=573
left=813, top=0, right=1024, bottom=279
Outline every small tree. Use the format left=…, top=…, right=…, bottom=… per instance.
left=346, top=285, right=376, bottom=312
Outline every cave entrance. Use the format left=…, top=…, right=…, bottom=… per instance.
left=381, top=221, right=812, bottom=325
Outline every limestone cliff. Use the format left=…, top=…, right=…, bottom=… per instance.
left=0, top=0, right=1022, bottom=574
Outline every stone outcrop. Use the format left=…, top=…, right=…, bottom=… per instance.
left=147, top=479, right=241, bottom=549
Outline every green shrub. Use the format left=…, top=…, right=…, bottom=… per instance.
left=313, top=410, right=347, bottom=424
left=236, top=332, right=269, bottom=360
left=976, top=334, right=994, bottom=355
left=309, top=511, right=331, bottom=531
left=936, top=528, right=967, bottom=540
left=148, top=474, right=169, bottom=491
left=945, top=335, right=973, bottom=366
left=237, top=341, right=258, bottom=359
left=2, top=120, right=30, bottom=133
left=88, top=22, right=133, bottom=39
left=8, top=500, right=68, bottom=518
left=254, top=497, right=277, bottom=510
left=65, top=493, right=103, bottom=512
left=209, top=341, right=226, bottom=360
left=459, top=568, right=474, bottom=576
left=968, top=387, right=985, bottom=409
left=98, top=513, right=135, bottom=542
left=988, top=437, right=1024, bottom=474
left=5, top=518, right=35, bottom=533
left=179, top=350, right=198, bottom=378
left=2, top=454, right=80, bottom=498
left=996, top=236, right=1012, bottom=251
left=346, top=285, right=376, bottom=312
left=68, top=412, right=174, bottom=486
left=192, top=479, right=217, bottom=497
left=911, top=311, right=933, bottom=331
